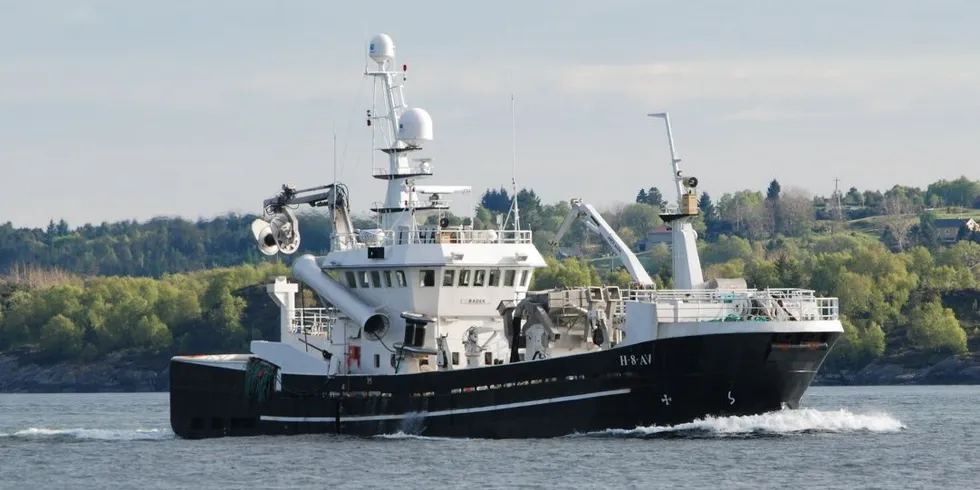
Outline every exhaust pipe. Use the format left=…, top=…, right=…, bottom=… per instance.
left=291, top=254, right=389, bottom=335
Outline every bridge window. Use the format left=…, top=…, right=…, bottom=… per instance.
left=473, top=269, right=486, bottom=287
left=359, top=271, right=370, bottom=288
left=520, top=270, right=529, bottom=287
left=504, top=269, right=516, bottom=287
left=396, top=270, right=407, bottom=287
left=488, top=269, right=500, bottom=287
left=370, top=271, right=382, bottom=288
left=345, top=271, right=357, bottom=288
left=458, top=269, right=471, bottom=287
left=442, top=269, right=455, bottom=287
left=420, top=269, right=436, bottom=287
left=383, top=270, right=393, bottom=288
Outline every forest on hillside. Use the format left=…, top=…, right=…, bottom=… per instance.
left=1, top=175, right=979, bottom=370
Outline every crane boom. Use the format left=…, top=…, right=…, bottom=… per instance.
left=549, top=198, right=654, bottom=286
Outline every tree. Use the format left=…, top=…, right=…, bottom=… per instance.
left=766, top=179, right=781, bottom=201
left=635, top=189, right=648, bottom=204
left=906, top=300, right=967, bottom=354
left=776, top=188, right=815, bottom=237
left=39, top=314, right=83, bottom=358
left=479, top=187, right=511, bottom=215
left=913, top=211, right=940, bottom=251
left=843, top=187, right=863, bottom=207
left=639, top=187, right=665, bottom=208
left=699, top=192, right=715, bottom=220
left=531, top=257, right=601, bottom=289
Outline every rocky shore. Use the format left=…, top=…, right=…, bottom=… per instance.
left=0, top=351, right=170, bottom=393
left=814, top=356, right=980, bottom=386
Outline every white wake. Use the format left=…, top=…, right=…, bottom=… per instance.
left=0, top=427, right=174, bottom=441
left=585, top=408, right=906, bottom=438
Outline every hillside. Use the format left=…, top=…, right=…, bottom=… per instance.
left=1, top=175, right=980, bottom=390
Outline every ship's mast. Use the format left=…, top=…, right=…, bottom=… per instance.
left=503, top=94, right=521, bottom=231
left=364, top=34, right=427, bottom=230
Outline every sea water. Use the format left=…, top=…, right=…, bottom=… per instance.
left=0, top=386, right=975, bottom=489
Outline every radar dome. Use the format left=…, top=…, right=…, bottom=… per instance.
left=397, top=108, right=433, bottom=147
left=368, top=34, right=395, bottom=64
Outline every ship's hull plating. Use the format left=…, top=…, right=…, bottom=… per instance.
left=170, top=331, right=839, bottom=439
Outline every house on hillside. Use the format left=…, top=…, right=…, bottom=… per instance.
left=637, top=227, right=673, bottom=251
left=935, top=218, right=980, bottom=243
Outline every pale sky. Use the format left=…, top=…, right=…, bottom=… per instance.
left=2, top=0, right=978, bottom=228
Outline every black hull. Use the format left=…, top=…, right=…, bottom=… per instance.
left=170, top=331, right=839, bottom=439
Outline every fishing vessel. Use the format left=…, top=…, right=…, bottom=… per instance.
left=169, top=33, right=843, bottom=439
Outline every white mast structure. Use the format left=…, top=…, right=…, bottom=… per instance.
left=647, top=112, right=704, bottom=289
left=363, top=34, right=469, bottom=232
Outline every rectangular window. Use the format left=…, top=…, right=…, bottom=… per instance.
left=396, top=270, right=407, bottom=287
left=346, top=271, right=357, bottom=288
left=420, top=269, right=436, bottom=287
left=473, top=269, right=486, bottom=287
left=488, top=269, right=500, bottom=287
left=458, top=269, right=471, bottom=287
left=383, top=270, right=393, bottom=288
left=520, top=270, right=529, bottom=287
left=359, top=271, right=370, bottom=288
left=370, top=271, right=382, bottom=288
left=374, top=354, right=380, bottom=368
left=504, top=269, right=516, bottom=287
left=443, top=269, right=456, bottom=287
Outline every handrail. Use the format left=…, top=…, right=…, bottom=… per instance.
left=289, top=307, right=337, bottom=336
left=332, top=227, right=533, bottom=249
left=619, top=287, right=839, bottom=322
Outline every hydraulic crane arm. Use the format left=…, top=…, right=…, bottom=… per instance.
left=548, top=198, right=654, bottom=286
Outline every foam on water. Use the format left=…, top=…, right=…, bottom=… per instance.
left=0, top=427, right=174, bottom=441
left=583, top=407, right=906, bottom=438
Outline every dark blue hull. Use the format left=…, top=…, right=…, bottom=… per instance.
left=169, top=331, right=839, bottom=439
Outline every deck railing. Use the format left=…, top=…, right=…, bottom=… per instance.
left=332, top=227, right=533, bottom=249
left=621, top=287, right=839, bottom=322
left=289, top=307, right=337, bottom=336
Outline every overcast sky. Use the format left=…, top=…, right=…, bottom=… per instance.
left=2, top=0, right=978, bottom=228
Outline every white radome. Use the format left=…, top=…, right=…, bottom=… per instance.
left=368, top=33, right=395, bottom=64
left=398, top=108, right=433, bottom=147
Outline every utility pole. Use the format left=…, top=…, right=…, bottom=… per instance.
left=832, top=177, right=844, bottom=233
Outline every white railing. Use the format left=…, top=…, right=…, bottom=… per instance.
left=332, top=227, right=533, bottom=249
left=289, top=307, right=337, bottom=336
left=621, top=287, right=839, bottom=322
left=371, top=199, right=451, bottom=209
left=372, top=162, right=433, bottom=178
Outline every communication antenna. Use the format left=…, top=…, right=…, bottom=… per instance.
left=332, top=130, right=338, bottom=229
left=509, top=94, right=520, bottom=231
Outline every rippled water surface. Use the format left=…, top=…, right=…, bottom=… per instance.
left=1, top=386, right=976, bottom=489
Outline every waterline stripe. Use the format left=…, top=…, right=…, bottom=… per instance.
left=259, top=388, right=632, bottom=423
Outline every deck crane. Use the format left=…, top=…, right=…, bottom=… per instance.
left=548, top=199, right=655, bottom=286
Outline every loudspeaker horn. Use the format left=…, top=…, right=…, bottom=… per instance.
left=268, top=207, right=301, bottom=255
left=251, top=219, right=279, bottom=256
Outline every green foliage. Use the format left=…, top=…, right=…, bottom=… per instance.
left=0, top=213, right=333, bottom=278
left=0, top=262, right=288, bottom=361
left=39, top=314, right=84, bottom=359
left=906, top=300, right=968, bottom=354
left=531, top=257, right=601, bottom=290
left=827, top=316, right=886, bottom=369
